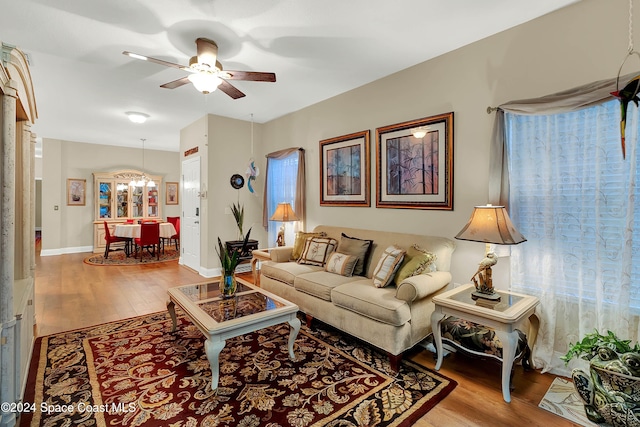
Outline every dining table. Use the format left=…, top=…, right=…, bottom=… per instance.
left=114, top=222, right=177, bottom=239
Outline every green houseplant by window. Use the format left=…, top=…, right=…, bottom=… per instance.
left=216, top=228, right=252, bottom=298
left=562, top=329, right=640, bottom=426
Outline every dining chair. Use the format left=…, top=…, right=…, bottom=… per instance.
left=103, top=221, right=130, bottom=258
left=134, top=222, right=160, bottom=261
left=164, top=216, right=180, bottom=251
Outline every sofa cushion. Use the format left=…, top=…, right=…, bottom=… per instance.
left=292, top=231, right=326, bottom=260
left=324, top=252, right=357, bottom=277
left=332, top=281, right=411, bottom=326
left=338, top=233, right=373, bottom=276
left=294, top=271, right=355, bottom=301
left=372, top=245, right=405, bottom=288
left=261, top=261, right=323, bottom=286
left=394, top=245, right=437, bottom=286
left=298, top=237, right=338, bottom=266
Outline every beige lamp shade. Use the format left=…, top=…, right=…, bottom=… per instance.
left=270, top=202, right=299, bottom=222
left=455, top=205, right=526, bottom=245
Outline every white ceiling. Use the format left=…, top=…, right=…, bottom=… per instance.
left=1, top=0, right=580, bottom=153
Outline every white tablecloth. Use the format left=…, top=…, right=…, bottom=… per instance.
left=114, top=222, right=176, bottom=239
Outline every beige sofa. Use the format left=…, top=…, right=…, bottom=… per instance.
left=259, top=225, right=456, bottom=369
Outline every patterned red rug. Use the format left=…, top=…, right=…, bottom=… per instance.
left=83, top=247, right=179, bottom=265
left=22, top=311, right=456, bottom=427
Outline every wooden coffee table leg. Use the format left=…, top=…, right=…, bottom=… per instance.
left=287, top=316, right=301, bottom=360
left=205, top=337, right=226, bottom=391
left=166, top=300, right=177, bottom=332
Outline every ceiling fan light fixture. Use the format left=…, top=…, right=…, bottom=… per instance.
left=126, top=111, right=149, bottom=124
left=188, top=73, right=222, bottom=94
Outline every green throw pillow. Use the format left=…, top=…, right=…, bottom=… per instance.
left=291, top=231, right=326, bottom=260
left=394, top=245, right=437, bottom=285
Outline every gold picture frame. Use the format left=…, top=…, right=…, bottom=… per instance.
left=375, top=112, right=454, bottom=210
left=67, top=178, right=86, bottom=206
left=320, top=130, right=371, bottom=207
left=166, top=182, right=179, bottom=205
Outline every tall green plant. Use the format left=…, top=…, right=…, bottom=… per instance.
left=216, top=228, right=252, bottom=274
left=230, top=202, right=244, bottom=240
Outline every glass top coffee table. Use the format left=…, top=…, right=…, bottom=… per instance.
left=166, top=277, right=301, bottom=391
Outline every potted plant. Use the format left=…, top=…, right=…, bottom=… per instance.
left=562, top=329, right=640, bottom=426
left=216, top=228, right=252, bottom=298
left=230, top=202, right=244, bottom=241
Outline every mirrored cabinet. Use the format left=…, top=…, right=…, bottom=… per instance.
left=92, top=170, right=163, bottom=252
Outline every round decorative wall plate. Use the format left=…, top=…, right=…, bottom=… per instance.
left=230, top=174, right=245, bottom=189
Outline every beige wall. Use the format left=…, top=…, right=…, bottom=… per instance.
left=256, top=0, right=626, bottom=287
left=41, top=139, right=180, bottom=253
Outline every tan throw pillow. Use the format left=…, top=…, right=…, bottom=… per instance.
left=324, top=252, right=357, bottom=277
left=372, top=245, right=405, bottom=288
left=394, top=246, right=437, bottom=285
left=298, top=237, right=338, bottom=266
left=292, top=231, right=326, bottom=260
left=338, top=233, right=373, bottom=276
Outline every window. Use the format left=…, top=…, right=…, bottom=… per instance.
left=506, top=99, right=639, bottom=308
left=263, top=148, right=305, bottom=246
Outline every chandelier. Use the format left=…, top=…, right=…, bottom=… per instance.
left=129, top=138, right=156, bottom=188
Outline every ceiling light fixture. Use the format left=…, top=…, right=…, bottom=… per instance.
left=188, top=72, right=222, bottom=94
left=126, top=111, right=149, bottom=124
left=129, top=138, right=156, bottom=188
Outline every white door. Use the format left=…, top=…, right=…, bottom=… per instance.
left=182, top=157, right=200, bottom=271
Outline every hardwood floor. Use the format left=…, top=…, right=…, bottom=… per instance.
left=34, top=248, right=579, bottom=427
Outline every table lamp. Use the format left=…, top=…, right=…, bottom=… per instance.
left=455, top=204, right=526, bottom=301
left=270, top=202, right=298, bottom=246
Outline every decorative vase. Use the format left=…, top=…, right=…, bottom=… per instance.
left=219, top=271, right=237, bottom=299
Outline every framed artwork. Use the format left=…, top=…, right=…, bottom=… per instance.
left=166, top=182, right=179, bottom=205
left=375, top=112, right=453, bottom=210
left=320, top=130, right=370, bottom=207
left=67, top=178, right=86, bottom=206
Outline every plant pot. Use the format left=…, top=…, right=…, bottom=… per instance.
left=219, top=272, right=237, bottom=299
left=572, top=359, right=640, bottom=426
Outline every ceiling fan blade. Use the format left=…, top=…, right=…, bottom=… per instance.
left=160, top=76, right=190, bottom=89
left=218, top=80, right=246, bottom=99
left=123, top=51, right=190, bottom=71
left=195, top=38, right=218, bottom=68
left=223, top=70, right=276, bottom=82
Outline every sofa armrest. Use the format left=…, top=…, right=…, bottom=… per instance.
left=395, top=271, right=452, bottom=303
left=268, top=246, right=294, bottom=262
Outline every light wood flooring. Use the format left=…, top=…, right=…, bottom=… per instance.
left=34, top=246, right=580, bottom=427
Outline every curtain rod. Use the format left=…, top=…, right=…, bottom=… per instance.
left=487, top=106, right=499, bottom=114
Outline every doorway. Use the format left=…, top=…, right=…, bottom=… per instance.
left=181, top=157, right=201, bottom=272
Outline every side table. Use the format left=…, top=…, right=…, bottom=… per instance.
left=430, top=284, right=540, bottom=403
left=251, top=248, right=273, bottom=285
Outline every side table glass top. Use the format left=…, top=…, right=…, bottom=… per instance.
left=445, top=286, right=525, bottom=313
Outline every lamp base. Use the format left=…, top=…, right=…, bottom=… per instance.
left=471, top=290, right=501, bottom=301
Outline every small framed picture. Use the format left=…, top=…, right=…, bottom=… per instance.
left=320, top=130, right=370, bottom=207
left=376, top=112, right=454, bottom=210
left=67, top=178, right=86, bottom=206
left=166, top=182, right=179, bottom=205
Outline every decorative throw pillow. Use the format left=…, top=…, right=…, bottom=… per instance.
left=324, top=252, right=357, bottom=277
left=372, top=245, right=406, bottom=288
left=394, top=245, right=438, bottom=285
left=338, top=233, right=373, bottom=276
left=292, top=231, right=326, bottom=260
left=298, top=237, right=338, bottom=266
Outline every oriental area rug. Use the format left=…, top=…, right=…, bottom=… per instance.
left=83, top=247, right=180, bottom=266
left=23, top=311, right=456, bottom=427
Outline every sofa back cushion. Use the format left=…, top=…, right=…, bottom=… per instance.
left=312, top=225, right=456, bottom=278
left=337, top=233, right=373, bottom=276
left=297, top=237, right=338, bottom=266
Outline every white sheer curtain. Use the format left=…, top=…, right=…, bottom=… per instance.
left=504, top=99, right=640, bottom=376
left=263, top=148, right=305, bottom=246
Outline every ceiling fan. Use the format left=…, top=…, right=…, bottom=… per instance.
left=123, top=38, right=276, bottom=98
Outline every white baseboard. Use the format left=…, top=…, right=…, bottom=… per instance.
left=39, top=246, right=93, bottom=256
